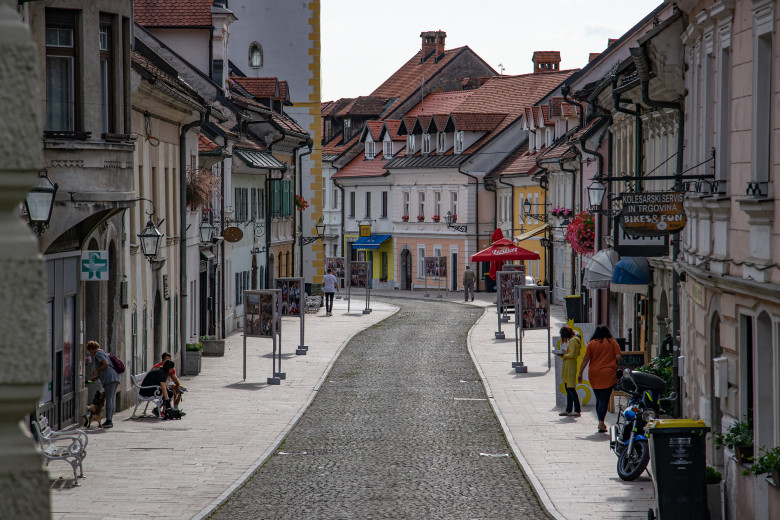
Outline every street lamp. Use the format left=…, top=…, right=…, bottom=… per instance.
left=444, top=211, right=467, bottom=233
left=301, top=217, right=326, bottom=246
left=522, top=199, right=548, bottom=222
left=135, top=198, right=163, bottom=262
left=199, top=219, right=214, bottom=243
left=587, top=179, right=607, bottom=210
left=24, top=168, right=58, bottom=236
left=540, top=237, right=551, bottom=249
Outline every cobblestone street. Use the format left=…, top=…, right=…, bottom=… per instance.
left=210, top=298, right=548, bottom=519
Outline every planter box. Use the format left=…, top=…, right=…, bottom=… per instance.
left=184, top=350, right=201, bottom=375
left=201, top=339, right=225, bottom=357
left=735, top=445, right=754, bottom=463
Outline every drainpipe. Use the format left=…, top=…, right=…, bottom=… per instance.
left=458, top=165, right=480, bottom=292
left=333, top=178, right=345, bottom=258
left=296, top=138, right=314, bottom=279
left=631, top=45, right=684, bottom=417
left=179, top=110, right=207, bottom=374
left=265, top=130, right=287, bottom=286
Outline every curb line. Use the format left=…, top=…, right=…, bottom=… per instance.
left=466, top=307, right=567, bottom=520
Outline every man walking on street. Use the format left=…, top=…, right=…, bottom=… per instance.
left=323, top=267, right=339, bottom=316
left=463, top=265, right=476, bottom=302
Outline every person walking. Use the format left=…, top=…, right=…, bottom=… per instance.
left=323, top=267, right=339, bottom=316
left=86, top=341, right=120, bottom=428
left=557, top=326, right=582, bottom=417
left=462, top=265, right=476, bottom=301
left=578, top=325, right=622, bottom=433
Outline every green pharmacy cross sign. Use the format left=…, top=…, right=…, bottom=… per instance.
left=81, top=251, right=109, bottom=281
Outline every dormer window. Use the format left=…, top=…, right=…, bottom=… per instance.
left=383, top=140, right=393, bottom=158
left=454, top=131, right=464, bottom=154
left=365, top=140, right=375, bottom=160
left=422, top=133, right=431, bottom=154
left=407, top=134, right=416, bottom=154
left=249, top=42, right=263, bottom=68
left=437, top=132, right=446, bottom=152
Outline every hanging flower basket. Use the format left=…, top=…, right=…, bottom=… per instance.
left=295, top=195, right=309, bottom=211
left=564, top=211, right=595, bottom=255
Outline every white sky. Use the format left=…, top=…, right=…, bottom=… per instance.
left=321, top=0, right=663, bottom=101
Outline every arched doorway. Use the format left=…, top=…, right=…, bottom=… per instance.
left=400, top=249, right=412, bottom=290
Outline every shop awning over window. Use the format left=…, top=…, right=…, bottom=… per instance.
left=611, top=256, right=650, bottom=294
left=583, top=249, right=619, bottom=289
left=352, top=234, right=391, bottom=250
left=234, top=149, right=286, bottom=170
left=514, top=224, right=549, bottom=242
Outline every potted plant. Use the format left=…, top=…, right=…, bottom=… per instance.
left=742, top=446, right=780, bottom=486
left=417, top=215, right=425, bottom=222
left=402, top=215, right=409, bottom=222
left=564, top=211, right=595, bottom=255
left=715, top=418, right=753, bottom=463
left=432, top=214, right=441, bottom=222
left=294, top=194, right=309, bottom=211
left=200, top=335, right=225, bottom=357
left=706, top=466, right=723, bottom=520
left=184, top=342, right=202, bottom=375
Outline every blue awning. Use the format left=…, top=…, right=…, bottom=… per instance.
left=611, top=257, right=650, bottom=294
left=352, top=234, right=391, bottom=250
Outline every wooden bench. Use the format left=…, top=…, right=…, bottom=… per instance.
left=33, top=415, right=88, bottom=486
left=131, top=371, right=165, bottom=419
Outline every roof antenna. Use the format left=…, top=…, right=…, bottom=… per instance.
left=497, top=63, right=504, bottom=75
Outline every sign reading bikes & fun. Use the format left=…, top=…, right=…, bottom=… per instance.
left=619, top=191, right=687, bottom=237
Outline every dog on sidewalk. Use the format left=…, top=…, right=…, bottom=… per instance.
left=82, top=391, right=106, bottom=429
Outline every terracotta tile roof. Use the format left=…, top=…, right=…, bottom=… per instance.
left=399, top=116, right=417, bottom=135
left=233, top=136, right=265, bottom=151
left=321, top=101, right=336, bottom=116
left=417, top=115, right=433, bottom=133
left=272, top=112, right=307, bottom=136
left=231, top=76, right=278, bottom=98
left=210, top=121, right=238, bottom=138
left=332, top=151, right=390, bottom=179
left=491, top=143, right=539, bottom=177
left=537, top=139, right=578, bottom=163
left=432, top=114, right=449, bottom=132
left=363, top=121, right=384, bottom=142
left=541, top=105, right=553, bottom=126
left=550, top=97, right=564, bottom=117
left=332, top=96, right=389, bottom=117
left=278, top=80, right=289, bottom=101
left=532, top=51, right=562, bottom=63
left=404, top=90, right=476, bottom=118
left=568, top=117, right=605, bottom=142
left=134, top=0, right=212, bottom=28
left=198, top=134, right=219, bottom=153
left=230, top=90, right=270, bottom=112
left=561, top=102, right=580, bottom=118
left=379, top=120, right=405, bottom=141
left=449, top=70, right=576, bottom=153
left=589, top=52, right=601, bottom=62
left=131, top=51, right=203, bottom=106
left=370, top=46, right=468, bottom=115
left=323, top=133, right=359, bottom=157
left=449, top=112, right=506, bottom=132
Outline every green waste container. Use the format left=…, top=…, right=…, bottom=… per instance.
left=646, top=419, right=710, bottom=520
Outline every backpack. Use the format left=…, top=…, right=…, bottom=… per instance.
left=109, top=353, right=125, bottom=374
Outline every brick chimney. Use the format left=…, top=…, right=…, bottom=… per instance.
left=421, top=31, right=446, bottom=61
left=532, top=51, right=561, bottom=73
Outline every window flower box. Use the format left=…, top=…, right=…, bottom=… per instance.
left=402, top=215, right=409, bottom=222
left=432, top=215, right=441, bottom=222
left=550, top=206, right=573, bottom=218
left=417, top=215, right=425, bottom=222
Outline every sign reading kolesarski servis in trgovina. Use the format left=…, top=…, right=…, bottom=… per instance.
left=618, top=191, right=687, bottom=237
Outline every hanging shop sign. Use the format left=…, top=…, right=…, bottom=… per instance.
left=223, top=226, right=244, bottom=243
left=359, top=224, right=371, bottom=237
left=619, top=191, right=687, bottom=237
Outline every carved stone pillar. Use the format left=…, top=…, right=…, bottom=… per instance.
left=0, top=0, right=49, bottom=517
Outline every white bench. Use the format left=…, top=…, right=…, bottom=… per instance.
left=33, top=415, right=88, bottom=486
left=131, top=371, right=165, bottom=419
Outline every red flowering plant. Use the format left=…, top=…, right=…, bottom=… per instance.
left=294, top=194, right=309, bottom=211
left=564, top=211, right=595, bottom=255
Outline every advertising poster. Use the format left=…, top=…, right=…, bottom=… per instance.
left=424, top=256, right=447, bottom=278
left=518, top=287, right=550, bottom=330
left=275, top=277, right=303, bottom=317
left=349, top=261, right=369, bottom=288
left=498, top=271, right=527, bottom=308
left=325, top=257, right=346, bottom=279
left=244, top=290, right=275, bottom=338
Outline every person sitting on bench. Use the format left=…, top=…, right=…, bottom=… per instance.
left=141, top=360, right=175, bottom=415
left=151, top=352, right=186, bottom=411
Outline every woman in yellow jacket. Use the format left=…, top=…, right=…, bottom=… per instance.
left=558, top=326, right=582, bottom=417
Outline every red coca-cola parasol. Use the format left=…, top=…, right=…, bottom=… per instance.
left=470, top=230, right=540, bottom=280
